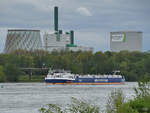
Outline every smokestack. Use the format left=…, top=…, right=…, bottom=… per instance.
left=54, top=6, right=58, bottom=31
left=70, top=30, right=74, bottom=44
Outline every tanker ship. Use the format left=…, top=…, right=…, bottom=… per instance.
left=45, top=69, right=125, bottom=85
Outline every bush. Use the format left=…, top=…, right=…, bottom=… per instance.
left=106, top=89, right=124, bottom=113
left=68, top=97, right=99, bottom=113
left=106, top=76, right=150, bottom=113
left=39, top=77, right=150, bottom=113
left=39, top=97, right=99, bottom=113
left=116, top=103, right=138, bottom=113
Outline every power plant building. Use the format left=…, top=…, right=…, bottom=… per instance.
left=3, top=6, right=93, bottom=53
left=43, top=31, right=93, bottom=52
left=43, top=6, right=93, bottom=52
left=110, top=31, right=142, bottom=52
left=4, top=29, right=42, bottom=53
left=43, top=32, right=71, bottom=52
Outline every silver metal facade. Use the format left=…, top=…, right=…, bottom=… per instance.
left=43, top=33, right=71, bottom=52
left=110, top=31, right=142, bottom=52
left=43, top=33, right=93, bottom=52
left=4, top=29, right=42, bottom=53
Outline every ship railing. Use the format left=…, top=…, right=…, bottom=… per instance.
left=77, top=74, right=123, bottom=78
left=47, top=73, right=123, bottom=79
left=48, top=72, right=75, bottom=79
left=78, top=75, right=93, bottom=78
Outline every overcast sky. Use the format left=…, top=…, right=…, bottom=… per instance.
left=0, top=0, right=150, bottom=52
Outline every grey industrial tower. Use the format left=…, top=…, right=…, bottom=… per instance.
left=110, top=31, right=142, bottom=52
left=4, top=29, right=42, bottom=53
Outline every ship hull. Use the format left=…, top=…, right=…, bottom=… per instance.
left=46, top=82, right=124, bottom=85
left=45, top=79, right=72, bottom=84
left=45, top=77, right=125, bottom=85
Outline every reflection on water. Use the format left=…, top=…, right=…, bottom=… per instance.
left=0, top=82, right=137, bottom=113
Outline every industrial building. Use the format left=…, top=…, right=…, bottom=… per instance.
left=4, top=29, right=42, bottom=53
left=3, top=6, right=93, bottom=53
left=43, top=6, right=93, bottom=52
left=43, top=30, right=93, bottom=52
left=110, top=31, right=142, bottom=52
left=43, top=31, right=71, bottom=52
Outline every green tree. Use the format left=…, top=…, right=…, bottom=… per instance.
left=0, top=66, right=5, bottom=82
left=4, top=63, right=21, bottom=82
left=144, top=57, right=150, bottom=75
left=18, top=55, right=34, bottom=67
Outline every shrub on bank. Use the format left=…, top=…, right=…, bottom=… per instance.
left=39, top=97, right=99, bottom=113
left=106, top=76, right=150, bottom=113
left=39, top=77, right=150, bottom=113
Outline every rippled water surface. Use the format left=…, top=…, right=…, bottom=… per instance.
left=0, top=82, right=137, bottom=113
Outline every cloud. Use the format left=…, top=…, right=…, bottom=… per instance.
left=75, top=31, right=109, bottom=52
left=77, top=7, right=92, bottom=16
left=0, top=0, right=150, bottom=52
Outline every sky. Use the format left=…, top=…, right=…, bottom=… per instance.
left=0, top=0, right=150, bottom=52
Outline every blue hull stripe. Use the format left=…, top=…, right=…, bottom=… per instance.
left=45, top=78, right=124, bottom=84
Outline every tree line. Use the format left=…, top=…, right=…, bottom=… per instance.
left=0, top=49, right=150, bottom=82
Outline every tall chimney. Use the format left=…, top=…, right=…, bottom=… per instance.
left=70, top=30, right=74, bottom=44
left=54, top=6, right=58, bottom=31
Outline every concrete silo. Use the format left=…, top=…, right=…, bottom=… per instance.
left=110, top=31, right=142, bottom=52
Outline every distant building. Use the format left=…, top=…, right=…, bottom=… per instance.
left=4, top=29, right=42, bottom=53
left=43, top=32, right=71, bottom=52
left=3, top=6, right=93, bottom=53
left=42, top=6, right=93, bottom=53
left=43, top=31, right=93, bottom=52
left=110, top=31, right=142, bottom=52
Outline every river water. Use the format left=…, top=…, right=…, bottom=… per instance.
left=0, top=82, right=137, bottom=113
